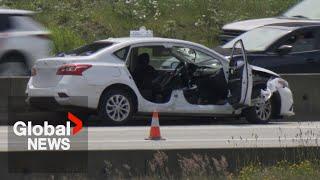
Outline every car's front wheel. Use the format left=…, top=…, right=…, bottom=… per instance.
left=98, top=89, right=134, bottom=125
left=243, top=98, right=273, bottom=124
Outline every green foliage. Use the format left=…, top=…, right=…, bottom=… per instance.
left=0, top=0, right=299, bottom=53
left=50, top=26, right=85, bottom=54
left=239, top=160, right=320, bottom=180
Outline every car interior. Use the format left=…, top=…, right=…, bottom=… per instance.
left=127, top=46, right=229, bottom=105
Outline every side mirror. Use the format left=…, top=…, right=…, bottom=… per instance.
left=277, top=45, right=292, bottom=55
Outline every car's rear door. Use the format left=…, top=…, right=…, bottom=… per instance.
left=228, top=40, right=253, bottom=108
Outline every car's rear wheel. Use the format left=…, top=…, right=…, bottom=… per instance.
left=98, top=89, right=134, bottom=125
left=244, top=98, right=273, bottom=124
left=0, top=53, right=29, bottom=76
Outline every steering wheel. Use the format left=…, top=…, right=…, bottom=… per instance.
left=172, top=62, right=186, bottom=77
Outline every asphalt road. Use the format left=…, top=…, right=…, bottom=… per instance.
left=1, top=121, right=320, bottom=151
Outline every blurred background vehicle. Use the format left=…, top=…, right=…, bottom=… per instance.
left=220, top=0, right=320, bottom=43
left=0, top=8, right=51, bottom=76
left=215, top=22, right=320, bottom=74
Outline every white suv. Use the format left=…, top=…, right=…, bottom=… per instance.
left=0, top=9, right=51, bottom=76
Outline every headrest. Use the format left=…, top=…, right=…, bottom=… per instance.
left=138, top=53, right=150, bottom=65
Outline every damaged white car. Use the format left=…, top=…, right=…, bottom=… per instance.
left=26, top=32, right=294, bottom=125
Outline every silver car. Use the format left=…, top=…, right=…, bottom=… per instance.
left=220, top=0, right=320, bottom=43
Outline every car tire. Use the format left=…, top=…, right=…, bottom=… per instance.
left=0, top=53, right=29, bottom=76
left=243, top=98, right=273, bottom=124
left=98, top=89, right=134, bottom=125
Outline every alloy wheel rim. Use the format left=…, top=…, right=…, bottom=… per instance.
left=106, top=95, right=130, bottom=122
left=255, top=99, right=272, bottom=121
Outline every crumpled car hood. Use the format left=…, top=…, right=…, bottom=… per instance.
left=223, top=17, right=318, bottom=31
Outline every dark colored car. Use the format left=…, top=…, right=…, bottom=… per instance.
left=220, top=0, right=320, bottom=43
left=215, top=22, right=320, bottom=74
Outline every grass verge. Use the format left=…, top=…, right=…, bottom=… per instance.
left=1, top=0, right=298, bottom=53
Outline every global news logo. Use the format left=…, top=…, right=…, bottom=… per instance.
left=12, top=112, right=83, bottom=151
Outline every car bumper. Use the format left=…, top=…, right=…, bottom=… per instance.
left=26, top=96, right=95, bottom=112
left=26, top=76, right=101, bottom=109
left=278, top=87, right=295, bottom=117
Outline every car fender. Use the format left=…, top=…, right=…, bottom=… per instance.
left=260, top=78, right=294, bottom=116
left=84, top=66, right=122, bottom=85
left=86, top=67, right=143, bottom=110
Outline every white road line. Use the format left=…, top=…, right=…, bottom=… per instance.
left=2, top=137, right=319, bottom=144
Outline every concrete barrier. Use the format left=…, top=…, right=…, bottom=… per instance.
left=0, top=77, right=29, bottom=123
left=0, top=74, right=319, bottom=123
left=0, top=78, right=10, bottom=119
left=281, top=74, right=320, bottom=121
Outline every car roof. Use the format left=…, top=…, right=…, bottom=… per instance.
left=265, top=22, right=320, bottom=30
left=95, top=36, right=228, bottom=63
left=99, top=37, right=192, bottom=43
left=97, top=37, right=204, bottom=47
left=0, top=8, right=34, bottom=15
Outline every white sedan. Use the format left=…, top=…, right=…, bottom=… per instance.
left=26, top=36, right=294, bottom=125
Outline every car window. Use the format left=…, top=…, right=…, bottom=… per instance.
left=223, top=27, right=290, bottom=52
left=281, top=31, right=317, bottom=53
left=130, top=46, right=180, bottom=70
left=10, top=16, right=45, bottom=31
left=0, top=15, right=11, bottom=32
left=114, top=46, right=130, bottom=61
left=172, top=47, right=222, bottom=68
left=63, top=42, right=113, bottom=56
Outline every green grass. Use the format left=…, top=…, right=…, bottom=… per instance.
left=238, top=160, right=320, bottom=180
left=20, top=152, right=320, bottom=180
left=0, top=0, right=299, bottom=53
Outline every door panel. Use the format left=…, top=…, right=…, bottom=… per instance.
left=250, top=51, right=320, bottom=74
left=228, top=40, right=253, bottom=108
left=260, top=29, right=320, bottom=74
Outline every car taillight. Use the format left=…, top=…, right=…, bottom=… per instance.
left=56, top=64, right=92, bottom=76
left=31, top=67, right=37, bottom=76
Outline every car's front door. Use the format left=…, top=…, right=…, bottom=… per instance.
left=228, top=40, right=253, bottom=108
left=261, top=29, right=320, bottom=74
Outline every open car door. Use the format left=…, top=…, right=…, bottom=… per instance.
left=227, top=39, right=253, bottom=109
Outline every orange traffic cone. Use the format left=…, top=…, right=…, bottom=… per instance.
left=145, top=111, right=165, bottom=140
